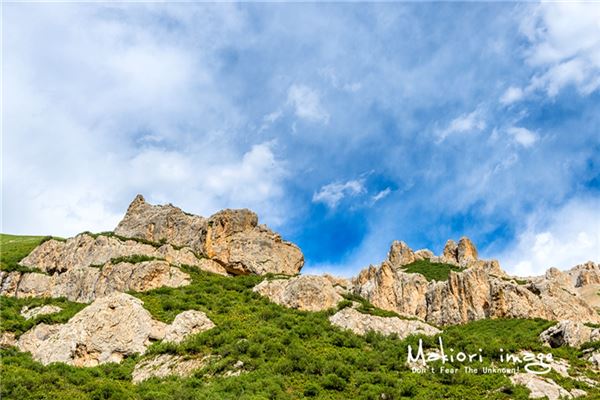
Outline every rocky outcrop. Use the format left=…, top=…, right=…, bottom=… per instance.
left=115, top=194, right=207, bottom=251
left=21, top=305, right=62, bottom=320
left=354, top=240, right=600, bottom=326
left=510, top=373, right=585, bottom=400
left=253, top=275, right=344, bottom=312
left=387, top=241, right=416, bottom=267
left=16, top=293, right=215, bottom=366
left=19, top=233, right=223, bottom=275
left=329, top=307, right=440, bottom=338
left=132, top=354, right=214, bottom=384
left=1, top=260, right=190, bottom=302
left=17, top=293, right=167, bottom=366
left=539, top=321, right=600, bottom=348
left=0, top=332, right=16, bottom=348
left=164, top=310, right=215, bottom=344
left=203, top=209, right=303, bottom=275
left=115, top=195, right=304, bottom=276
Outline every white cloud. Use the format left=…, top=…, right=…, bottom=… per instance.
left=495, top=198, right=600, bottom=276
left=436, top=109, right=486, bottom=142
left=520, top=3, right=600, bottom=98
left=500, top=86, right=524, bottom=105
left=313, top=179, right=365, bottom=209
left=287, top=84, right=330, bottom=123
left=372, top=187, right=392, bottom=203
left=507, top=126, right=538, bottom=148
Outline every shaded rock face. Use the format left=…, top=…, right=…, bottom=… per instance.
left=114, top=195, right=304, bottom=276
left=132, top=354, right=214, bottom=384
left=21, top=305, right=62, bottom=320
left=16, top=293, right=215, bottom=367
left=1, top=260, right=190, bottom=303
left=540, top=321, right=600, bottom=348
left=329, top=307, right=440, bottom=339
left=354, top=241, right=600, bottom=326
left=253, top=275, right=344, bottom=312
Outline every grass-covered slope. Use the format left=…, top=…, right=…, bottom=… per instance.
left=401, top=259, right=464, bottom=282
left=0, top=234, right=53, bottom=272
left=1, top=234, right=599, bottom=399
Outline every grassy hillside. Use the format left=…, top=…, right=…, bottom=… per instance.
left=401, top=259, right=464, bottom=282
left=0, top=235, right=599, bottom=399
left=0, top=233, right=62, bottom=272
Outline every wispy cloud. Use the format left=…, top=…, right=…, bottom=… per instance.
left=287, top=84, right=329, bottom=123
left=436, top=109, right=486, bottom=142
left=313, top=179, right=365, bottom=209
left=507, top=126, right=538, bottom=148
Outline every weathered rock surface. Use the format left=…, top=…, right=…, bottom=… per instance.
left=387, top=241, right=416, bottom=267
left=164, top=310, right=216, bottom=344
left=539, top=321, right=600, bottom=348
left=1, top=261, right=190, bottom=302
left=510, top=373, right=584, bottom=400
left=17, top=293, right=167, bottom=366
left=329, top=307, right=440, bottom=338
left=115, top=194, right=207, bottom=251
left=114, top=195, right=304, bottom=276
left=19, top=233, right=222, bottom=275
left=132, top=354, right=213, bottom=384
left=21, top=305, right=62, bottom=320
left=354, top=240, right=600, bottom=326
left=0, top=332, right=16, bottom=348
left=203, top=209, right=303, bottom=276
left=16, top=293, right=216, bottom=366
left=253, top=275, right=344, bottom=312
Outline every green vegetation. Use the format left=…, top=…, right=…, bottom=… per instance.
left=402, top=259, right=464, bottom=282
left=91, top=255, right=165, bottom=268
left=1, top=236, right=599, bottom=399
left=0, top=296, right=87, bottom=336
left=341, top=293, right=405, bottom=319
left=0, top=234, right=55, bottom=273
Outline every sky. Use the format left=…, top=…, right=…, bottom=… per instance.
left=2, top=2, right=599, bottom=277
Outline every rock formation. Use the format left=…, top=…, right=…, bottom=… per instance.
left=353, top=240, right=600, bottom=326
left=253, top=275, right=345, bottom=312
left=510, top=373, right=586, bottom=400
left=163, top=310, right=216, bottom=344
left=329, top=307, right=440, bottom=338
left=21, top=305, right=62, bottom=320
left=115, top=195, right=304, bottom=276
left=539, top=321, right=600, bottom=348
left=132, top=354, right=214, bottom=384
left=1, top=260, right=190, bottom=302
left=16, top=293, right=215, bottom=366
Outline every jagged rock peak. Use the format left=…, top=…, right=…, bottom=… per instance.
left=114, top=195, right=304, bottom=276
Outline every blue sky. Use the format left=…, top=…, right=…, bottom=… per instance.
left=3, top=2, right=599, bottom=277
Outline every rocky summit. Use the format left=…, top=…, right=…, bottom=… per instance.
left=1, top=195, right=599, bottom=399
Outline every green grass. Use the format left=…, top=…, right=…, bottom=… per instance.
left=0, top=296, right=87, bottom=336
left=1, top=240, right=599, bottom=399
left=0, top=234, right=58, bottom=273
left=402, top=259, right=464, bottom=282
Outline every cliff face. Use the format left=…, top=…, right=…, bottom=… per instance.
left=353, top=240, right=600, bottom=326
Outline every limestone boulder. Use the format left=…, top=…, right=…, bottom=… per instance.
left=17, top=293, right=167, bottom=366
left=253, top=275, right=344, bottom=312
left=329, top=307, right=440, bottom=338
left=510, top=373, right=584, bottom=400
left=539, top=321, right=600, bottom=348
left=164, top=310, right=215, bottom=344
left=21, top=305, right=62, bottom=320
left=132, top=354, right=214, bottom=384
left=457, top=236, right=478, bottom=265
